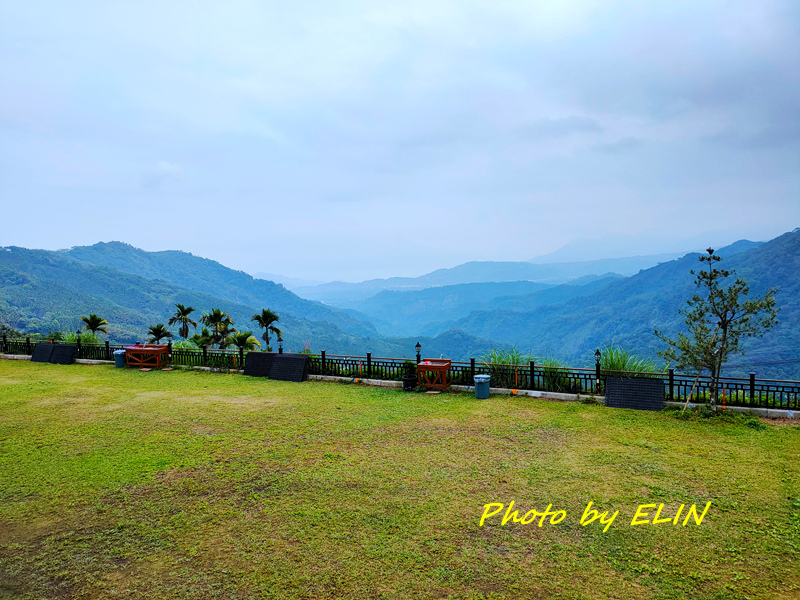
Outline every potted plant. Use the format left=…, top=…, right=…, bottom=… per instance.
left=401, top=360, right=417, bottom=391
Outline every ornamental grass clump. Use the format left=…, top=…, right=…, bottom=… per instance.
left=600, top=345, right=663, bottom=377
left=480, top=346, right=534, bottom=388
left=539, top=356, right=572, bottom=392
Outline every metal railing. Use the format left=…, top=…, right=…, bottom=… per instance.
left=4, top=335, right=798, bottom=409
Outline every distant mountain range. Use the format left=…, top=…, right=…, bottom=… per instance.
left=444, top=235, right=797, bottom=378
left=293, top=252, right=700, bottom=306
left=1, top=233, right=796, bottom=379
left=0, top=243, right=504, bottom=360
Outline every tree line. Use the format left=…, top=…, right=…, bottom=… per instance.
left=78, top=306, right=284, bottom=352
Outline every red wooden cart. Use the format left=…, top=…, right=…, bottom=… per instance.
left=125, top=345, right=169, bottom=368
left=417, top=359, right=452, bottom=390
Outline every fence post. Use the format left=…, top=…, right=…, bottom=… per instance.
left=321, top=350, right=326, bottom=375
left=529, top=360, right=535, bottom=390
left=26, top=336, right=31, bottom=355
left=668, top=368, right=674, bottom=401
left=749, top=372, right=756, bottom=404
left=470, top=358, right=475, bottom=383
left=595, top=355, right=601, bottom=394
left=366, top=352, right=372, bottom=379
left=202, top=345, right=208, bottom=367
left=2, top=332, right=6, bottom=353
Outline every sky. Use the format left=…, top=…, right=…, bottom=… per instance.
left=1, top=0, right=798, bottom=282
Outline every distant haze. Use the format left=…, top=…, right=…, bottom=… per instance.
left=1, top=1, right=798, bottom=281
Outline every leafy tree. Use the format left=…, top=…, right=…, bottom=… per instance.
left=147, top=323, right=174, bottom=344
left=81, top=314, right=109, bottom=337
left=1, top=320, right=23, bottom=338
left=201, top=308, right=235, bottom=348
left=655, top=248, right=778, bottom=408
left=168, top=304, right=197, bottom=340
left=231, top=331, right=261, bottom=352
left=251, top=308, right=282, bottom=351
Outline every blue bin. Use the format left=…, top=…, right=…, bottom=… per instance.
left=113, top=349, right=126, bottom=368
left=474, top=374, right=491, bottom=399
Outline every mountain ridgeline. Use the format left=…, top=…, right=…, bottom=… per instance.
left=1, top=231, right=797, bottom=379
left=0, top=243, right=506, bottom=360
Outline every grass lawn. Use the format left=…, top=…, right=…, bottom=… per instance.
left=0, top=360, right=798, bottom=599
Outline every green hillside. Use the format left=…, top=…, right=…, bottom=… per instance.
left=448, top=232, right=800, bottom=379
left=0, top=246, right=506, bottom=361
left=65, top=242, right=377, bottom=337
left=0, top=247, right=367, bottom=351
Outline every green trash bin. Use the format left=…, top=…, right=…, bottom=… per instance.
left=113, top=350, right=126, bottom=368
left=474, top=374, right=490, bottom=399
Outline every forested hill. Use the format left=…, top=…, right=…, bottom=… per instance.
left=64, top=242, right=376, bottom=337
left=0, top=245, right=507, bottom=360
left=447, top=231, right=800, bottom=379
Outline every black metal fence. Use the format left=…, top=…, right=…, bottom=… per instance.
left=3, top=335, right=798, bottom=410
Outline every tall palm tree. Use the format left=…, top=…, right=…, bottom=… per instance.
left=81, top=314, right=109, bottom=337
left=251, top=309, right=282, bottom=351
left=201, top=308, right=234, bottom=348
left=147, top=323, right=174, bottom=344
left=231, top=331, right=261, bottom=352
left=168, top=304, right=197, bottom=340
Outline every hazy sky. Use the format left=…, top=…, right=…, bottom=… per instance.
left=1, top=1, right=798, bottom=281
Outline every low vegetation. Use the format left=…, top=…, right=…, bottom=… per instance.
left=0, top=360, right=797, bottom=599
left=600, top=345, right=663, bottom=375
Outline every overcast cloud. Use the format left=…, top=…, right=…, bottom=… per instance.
left=1, top=0, right=798, bottom=281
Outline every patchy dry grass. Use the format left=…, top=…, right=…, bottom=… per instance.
left=0, top=360, right=798, bottom=599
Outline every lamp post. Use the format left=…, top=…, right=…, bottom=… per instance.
left=594, top=348, right=602, bottom=393
left=415, top=342, right=421, bottom=364
left=278, top=336, right=283, bottom=354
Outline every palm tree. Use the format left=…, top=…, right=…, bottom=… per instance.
left=251, top=309, right=282, bottom=351
left=168, top=304, right=197, bottom=340
left=147, top=323, right=174, bottom=344
left=201, top=308, right=234, bottom=348
left=81, top=314, right=109, bottom=337
left=190, top=327, right=214, bottom=347
left=217, top=322, right=237, bottom=349
left=231, top=331, right=261, bottom=352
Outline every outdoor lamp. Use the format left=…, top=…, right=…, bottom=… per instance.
left=278, top=336, right=283, bottom=354
left=415, top=342, right=421, bottom=363
left=594, top=349, right=601, bottom=363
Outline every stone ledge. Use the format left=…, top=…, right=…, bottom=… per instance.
left=308, top=374, right=402, bottom=388
left=663, top=401, right=797, bottom=419
left=449, top=384, right=601, bottom=402
left=0, top=354, right=31, bottom=360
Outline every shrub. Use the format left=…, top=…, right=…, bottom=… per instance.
left=173, top=340, right=199, bottom=349
left=60, top=331, right=100, bottom=345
